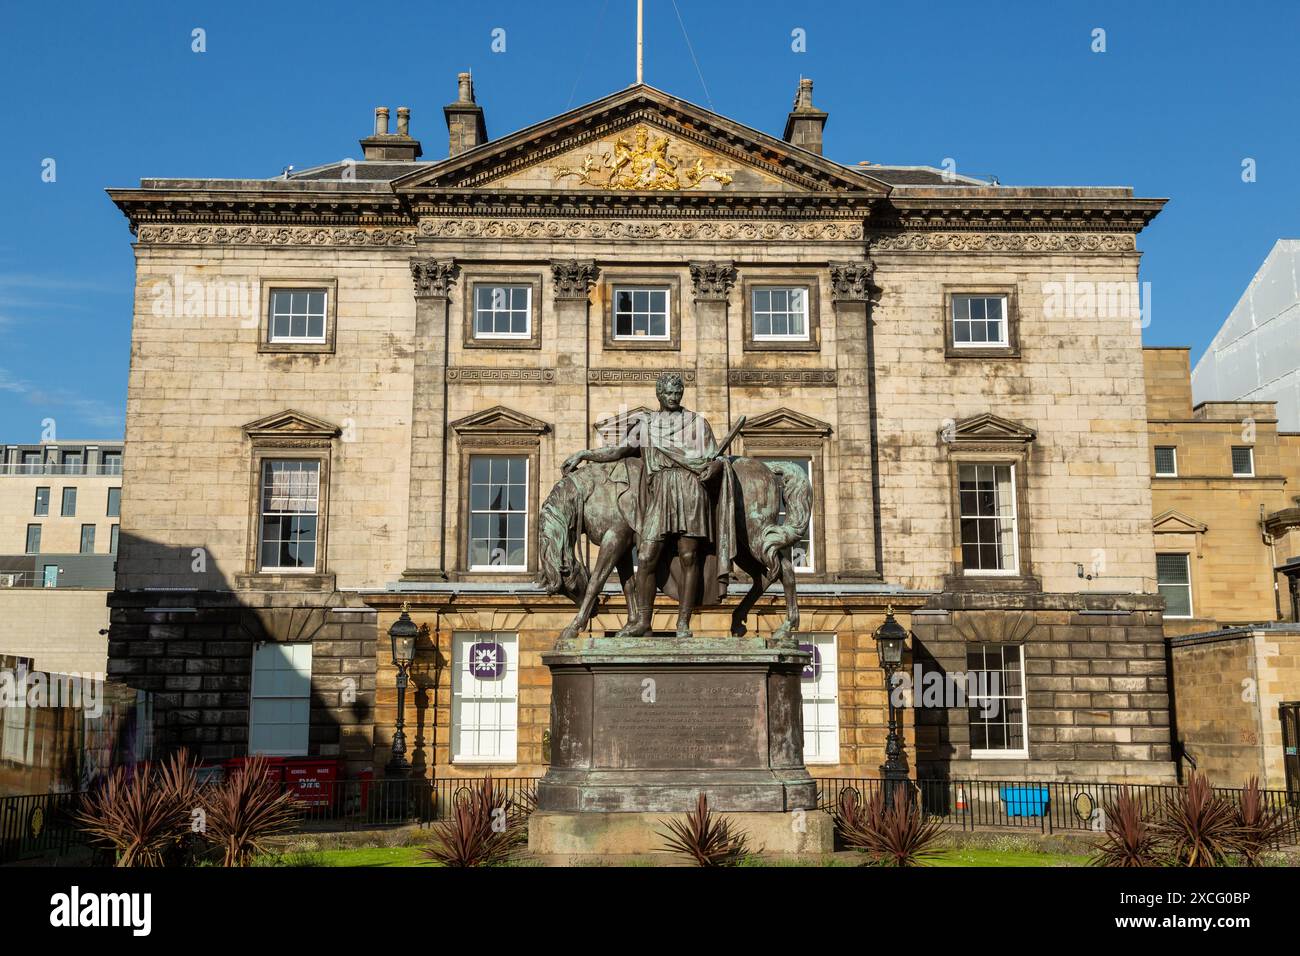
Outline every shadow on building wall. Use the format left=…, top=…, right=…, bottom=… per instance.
left=107, top=533, right=377, bottom=776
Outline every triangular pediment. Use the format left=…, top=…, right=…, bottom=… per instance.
left=450, top=405, right=550, bottom=437
left=243, top=409, right=340, bottom=442
left=949, top=413, right=1037, bottom=443
left=741, top=407, right=833, bottom=438
left=394, top=85, right=888, bottom=197
left=594, top=405, right=654, bottom=446
left=1153, top=509, right=1208, bottom=534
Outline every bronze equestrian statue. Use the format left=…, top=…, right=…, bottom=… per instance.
left=538, top=372, right=811, bottom=646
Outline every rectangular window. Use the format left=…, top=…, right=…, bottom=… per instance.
left=61, top=451, right=83, bottom=475
left=80, top=524, right=96, bottom=554
left=1157, top=553, right=1193, bottom=618
left=101, top=452, right=122, bottom=475
left=612, top=286, right=670, bottom=339
left=1154, top=446, right=1177, bottom=476
left=958, top=464, right=1018, bottom=573
left=33, top=487, right=49, bottom=516
left=61, top=487, right=76, bottom=517
left=473, top=284, right=531, bottom=338
left=20, top=451, right=41, bottom=474
left=468, top=455, right=528, bottom=570
left=258, top=460, right=321, bottom=572
left=952, top=294, right=1009, bottom=347
left=1231, top=446, right=1254, bottom=477
left=451, top=632, right=519, bottom=763
left=42, top=565, right=58, bottom=588
left=1, top=704, right=35, bottom=765
left=249, top=643, right=312, bottom=757
left=763, top=457, right=814, bottom=572
left=25, top=525, right=40, bottom=554
left=107, top=487, right=121, bottom=518
left=751, top=287, right=810, bottom=340
left=268, top=288, right=327, bottom=343
left=110, top=524, right=119, bottom=555
left=967, top=644, right=1028, bottom=758
left=801, top=632, right=839, bottom=764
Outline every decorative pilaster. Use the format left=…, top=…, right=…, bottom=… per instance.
left=830, top=260, right=882, bottom=580
left=551, top=259, right=599, bottom=301
left=690, top=260, right=737, bottom=435
left=403, top=257, right=459, bottom=581
left=551, top=260, right=599, bottom=483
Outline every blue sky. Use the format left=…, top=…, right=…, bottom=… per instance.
left=1, top=0, right=1297, bottom=439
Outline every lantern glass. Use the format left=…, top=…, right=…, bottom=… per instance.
left=874, top=614, right=907, bottom=667
left=389, top=610, right=419, bottom=665
left=393, top=633, right=417, bottom=665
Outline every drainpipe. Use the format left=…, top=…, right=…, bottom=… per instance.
left=1262, top=503, right=1282, bottom=620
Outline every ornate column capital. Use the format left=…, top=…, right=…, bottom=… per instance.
left=551, top=259, right=600, bottom=301
left=410, top=258, right=459, bottom=298
left=689, top=260, right=738, bottom=301
left=829, top=260, right=876, bottom=303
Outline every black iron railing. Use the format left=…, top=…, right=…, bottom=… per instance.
left=0, top=791, right=83, bottom=864
left=815, top=776, right=1300, bottom=843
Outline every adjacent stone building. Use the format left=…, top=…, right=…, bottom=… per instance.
left=104, top=76, right=1175, bottom=784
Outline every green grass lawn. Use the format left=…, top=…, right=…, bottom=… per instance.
left=258, top=843, right=1090, bottom=868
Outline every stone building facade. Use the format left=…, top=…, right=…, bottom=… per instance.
left=105, top=77, right=1175, bottom=783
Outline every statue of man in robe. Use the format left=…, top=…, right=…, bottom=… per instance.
left=561, top=372, right=739, bottom=637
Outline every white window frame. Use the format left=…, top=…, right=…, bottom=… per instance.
left=1231, top=446, right=1255, bottom=478
left=958, top=462, right=1020, bottom=576
left=1154, top=446, right=1178, bottom=477
left=467, top=455, right=529, bottom=572
left=611, top=285, right=671, bottom=341
left=451, top=631, right=519, bottom=764
left=472, top=283, right=533, bottom=340
left=751, top=286, right=811, bottom=342
left=801, top=632, right=840, bottom=764
left=1157, top=552, right=1194, bottom=619
left=951, top=294, right=1010, bottom=348
left=267, top=288, right=329, bottom=344
left=249, top=642, right=312, bottom=757
left=1, top=702, right=35, bottom=765
left=968, top=643, right=1029, bottom=760
left=257, top=460, right=321, bottom=573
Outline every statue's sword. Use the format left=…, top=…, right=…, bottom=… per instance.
left=706, top=415, right=746, bottom=461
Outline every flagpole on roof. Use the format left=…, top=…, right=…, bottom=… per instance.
left=636, top=0, right=644, bottom=84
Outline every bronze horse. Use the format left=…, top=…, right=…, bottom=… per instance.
left=537, top=457, right=812, bottom=645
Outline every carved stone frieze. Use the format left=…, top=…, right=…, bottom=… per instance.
left=447, top=367, right=556, bottom=384
left=728, top=369, right=837, bottom=387
left=588, top=368, right=696, bottom=385
left=869, top=232, right=1137, bottom=253
left=417, top=218, right=865, bottom=242
left=136, top=225, right=416, bottom=247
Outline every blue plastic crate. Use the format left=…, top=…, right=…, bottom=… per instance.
left=1000, top=786, right=1049, bottom=817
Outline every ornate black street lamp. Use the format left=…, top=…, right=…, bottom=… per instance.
left=386, top=602, right=418, bottom=777
left=873, top=607, right=911, bottom=806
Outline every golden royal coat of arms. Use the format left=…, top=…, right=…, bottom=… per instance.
left=556, top=124, right=733, bottom=191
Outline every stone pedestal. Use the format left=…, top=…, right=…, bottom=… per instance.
left=529, top=808, right=835, bottom=857
left=536, top=638, right=818, bottom=814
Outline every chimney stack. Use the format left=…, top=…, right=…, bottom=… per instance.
left=360, top=105, right=422, bottom=162
left=783, top=78, right=828, bottom=155
left=444, top=71, right=488, bottom=157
